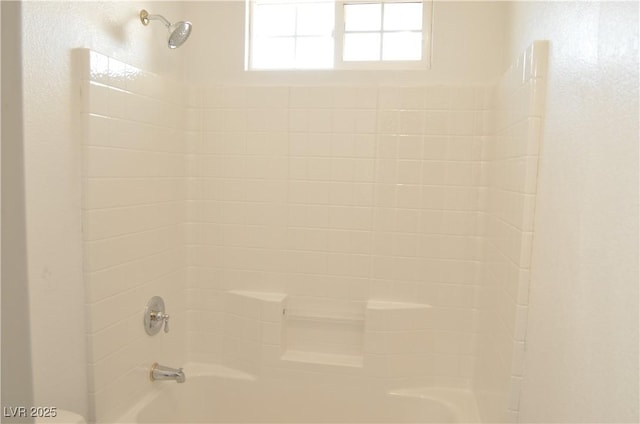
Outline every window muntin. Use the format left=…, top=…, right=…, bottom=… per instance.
left=341, top=1, right=423, bottom=62
left=250, top=0, right=335, bottom=69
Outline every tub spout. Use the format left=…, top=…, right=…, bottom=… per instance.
left=150, top=363, right=185, bottom=383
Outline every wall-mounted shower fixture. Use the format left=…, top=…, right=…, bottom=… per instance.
left=140, top=9, right=192, bottom=49
left=144, top=296, right=170, bottom=335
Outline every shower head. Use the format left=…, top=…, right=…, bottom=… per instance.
left=140, top=9, right=192, bottom=49
left=168, top=21, right=192, bottom=49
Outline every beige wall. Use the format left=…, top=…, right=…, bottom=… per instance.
left=21, top=1, right=186, bottom=417
left=506, top=2, right=639, bottom=422
left=2, top=2, right=35, bottom=422
left=184, top=0, right=508, bottom=85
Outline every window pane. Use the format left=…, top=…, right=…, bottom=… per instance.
left=383, top=2, right=423, bottom=31
left=296, top=36, right=334, bottom=68
left=344, top=3, right=382, bottom=31
left=344, top=33, right=381, bottom=61
left=253, top=3, right=296, bottom=36
left=297, top=2, right=334, bottom=35
left=252, top=37, right=296, bottom=68
left=382, top=32, right=422, bottom=60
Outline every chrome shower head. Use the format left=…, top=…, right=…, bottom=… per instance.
left=168, top=21, right=192, bottom=49
left=140, top=9, right=192, bottom=49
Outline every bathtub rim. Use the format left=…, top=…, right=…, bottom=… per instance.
left=114, top=362, right=479, bottom=424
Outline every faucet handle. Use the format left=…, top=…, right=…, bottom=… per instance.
left=152, top=311, right=170, bottom=333
left=144, top=297, right=171, bottom=336
left=163, top=314, right=170, bottom=333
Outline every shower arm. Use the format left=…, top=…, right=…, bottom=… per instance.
left=140, top=10, right=171, bottom=28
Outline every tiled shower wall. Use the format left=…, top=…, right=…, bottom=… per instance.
left=474, top=41, right=548, bottom=422
left=79, top=50, right=188, bottom=423
left=185, top=85, right=491, bottom=387
left=79, top=42, right=547, bottom=422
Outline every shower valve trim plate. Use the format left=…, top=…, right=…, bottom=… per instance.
left=144, top=296, right=170, bottom=335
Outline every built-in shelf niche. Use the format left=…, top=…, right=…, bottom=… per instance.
left=282, top=298, right=365, bottom=368
left=222, top=290, right=434, bottom=370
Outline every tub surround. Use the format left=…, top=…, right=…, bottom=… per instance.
left=475, top=41, right=548, bottom=423
left=78, top=49, right=188, bottom=423
left=78, top=42, right=547, bottom=423
left=186, top=81, right=488, bottom=391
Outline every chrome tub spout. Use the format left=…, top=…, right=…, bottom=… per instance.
left=150, top=363, right=185, bottom=383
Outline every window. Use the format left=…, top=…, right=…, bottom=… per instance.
left=246, top=0, right=432, bottom=70
left=249, top=0, right=335, bottom=69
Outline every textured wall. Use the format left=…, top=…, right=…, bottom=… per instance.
left=507, top=2, right=639, bottom=422
left=20, top=1, right=186, bottom=417
left=2, top=2, right=34, bottom=422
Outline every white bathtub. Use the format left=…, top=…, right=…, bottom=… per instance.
left=117, top=363, right=479, bottom=423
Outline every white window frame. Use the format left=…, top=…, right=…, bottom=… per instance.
left=245, top=0, right=433, bottom=71
left=334, top=0, right=433, bottom=70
